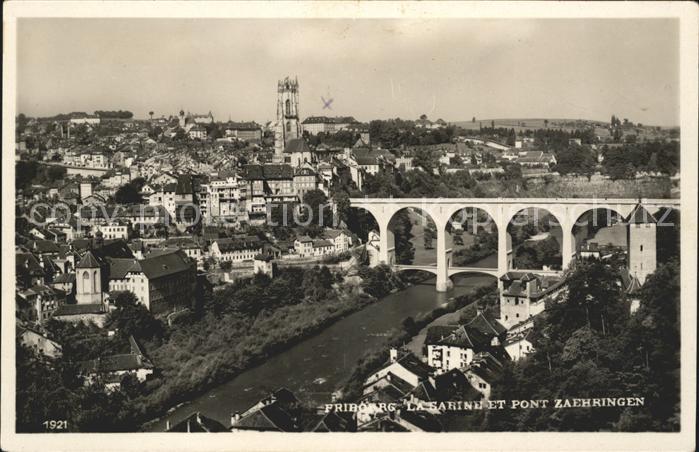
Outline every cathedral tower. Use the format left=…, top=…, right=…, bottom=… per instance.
left=274, top=77, right=302, bottom=158
left=626, top=203, right=657, bottom=285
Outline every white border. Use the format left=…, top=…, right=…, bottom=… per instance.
left=2, top=2, right=697, bottom=451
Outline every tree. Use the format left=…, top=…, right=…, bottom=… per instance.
left=544, top=119, right=549, bottom=128
left=148, top=111, right=154, bottom=121
left=108, top=294, right=164, bottom=341
left=423, top=229, right=434, bottom=249
left=111, top=291, right=139, bottom=309
left=302, top=189, right=333, bottom=227
left=472, top=116, right=476, bottom=123
left=114, top=183, right=142, bottom=204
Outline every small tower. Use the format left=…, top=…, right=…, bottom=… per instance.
left=75, top=250, right=103, bottom=305
left=626, top=203, right=657, bottom=285
left=274, top=77, right=301, bottom=159
left=178, top=110, right=186, bottom=128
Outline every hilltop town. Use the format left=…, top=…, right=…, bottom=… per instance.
left=15, top=76, right=681, bottom=433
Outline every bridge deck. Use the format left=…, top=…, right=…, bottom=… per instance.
left=350, top=197, right=680, bottom=206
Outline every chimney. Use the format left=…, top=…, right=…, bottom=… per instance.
left=231, top=412, right=240, bottom=427
left=165, top=420, right=170, bottom=431
left=196, top=412, right=201, bottom=425
left=389, top=348, right=398, bottom=363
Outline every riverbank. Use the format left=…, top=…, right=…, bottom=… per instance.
left=337, top=281, right=497, bottom=402
left=138, top=265, right=403, bottom=430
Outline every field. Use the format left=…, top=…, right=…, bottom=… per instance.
left=478, top=174, right=675, bottom=199
left=451, top=118, right=607, bottom=133
left=450, top=117, right=676, bottom=137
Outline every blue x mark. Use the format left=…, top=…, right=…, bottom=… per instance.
left=321, top=96, right=334, bottom=110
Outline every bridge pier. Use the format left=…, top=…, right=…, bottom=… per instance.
left=561, top=219, right=574, bottom=271
left=497, top=211, right=509, bottom=276
left=435, top=219, right=450, bottom=292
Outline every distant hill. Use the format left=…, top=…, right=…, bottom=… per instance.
left=450, top=118, right=609, bottom=132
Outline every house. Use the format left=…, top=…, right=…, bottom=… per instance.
left=253, top=254, right=275, bottom=277
left=17, top=284, right=64, bottom=324
left=188, top=125, right=207, bottom=140
left=301, top=116, right=356, bottom=135
left=166, top=412, right=228, bottom=433
left=312, top=239, right=334, bottom=257
left=51, top=272, right=76, bottom=300
left=365, top=348, right=433, bottom=391
left=504, top=329, right=535, bottom=362
left=516, top=151, right=557, bottom=167
left=425, top=310, right=506, bottom=372
left=70, top=113, right=100, bottom=125
left=148, top=175, right=195, bottom=218
left=464, top=352, right=505, bottom=399
left=498, top=271, right=566, bottom=329
left=243, top=164, right=297, bottom=210
left=353, top=148, right=395, bottom=175
left=18, top=327, right=63, bottom=359
left=199, top=176, right=244, bottom=223
left=157, top=237, right=205, bottom=268
left=323, top=229, right=353, bottom=254
left=151, top=172, right=178, bottom=186
left=284, top=138, right=314, bottom=167
left=293, top=236, right=313, bottom=257
left=210, top=237, right=263, bottom=263
left=223, top=121, right=262, bottom=141
left=312, top=411, right=356, bottom=432
left=79, top=336, right=154, bottom=391
left=395, top=156, right=414, bottom=171
left=117, top=204, right=170, bottom=227
left=106, top=250, right=197, bottom=315
left=16, top=251, right=48, bottom=289
left=93, top=222, right=129, bottom=240
left=293, top=167, right=318, bottom=201
left=230, top=388, right=303, bottom=432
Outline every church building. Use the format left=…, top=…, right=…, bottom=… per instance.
left=274, top=77, right=302, bottom=159
left=75, top=250, right=105, bottom=305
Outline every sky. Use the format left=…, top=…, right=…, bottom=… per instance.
left=16, top=18, right=679, bottom=126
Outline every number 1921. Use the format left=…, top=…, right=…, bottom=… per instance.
left=42, top=420, right=68, bottom=430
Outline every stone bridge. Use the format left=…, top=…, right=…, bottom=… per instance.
left=350, top=197, right=680, bottom=291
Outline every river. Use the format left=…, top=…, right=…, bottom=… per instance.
left=148, top=258, right=497, bottom=431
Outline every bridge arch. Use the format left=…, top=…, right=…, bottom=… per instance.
left=393, top=266, right=439, bottom=277
left=387, top=206, right=439, bottom=267
left=571, top=207, right=626, bottom=261
left=507, top=207, right=563, bottom=271
left=444, top=206, right=500, bottom=271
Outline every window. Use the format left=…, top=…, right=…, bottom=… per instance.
left=640, top=245, right=643, bottom=252
left=285, top=99, right=291, bottom=116
left=516, top=313, right=520, bottom=318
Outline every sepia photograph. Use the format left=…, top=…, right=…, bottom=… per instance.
left=2, top=2, right=697, bottom=451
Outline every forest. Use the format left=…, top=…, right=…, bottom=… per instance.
left=485, top=259, right=681, bottom=431
left=16, top=265, right=404, bottom=432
